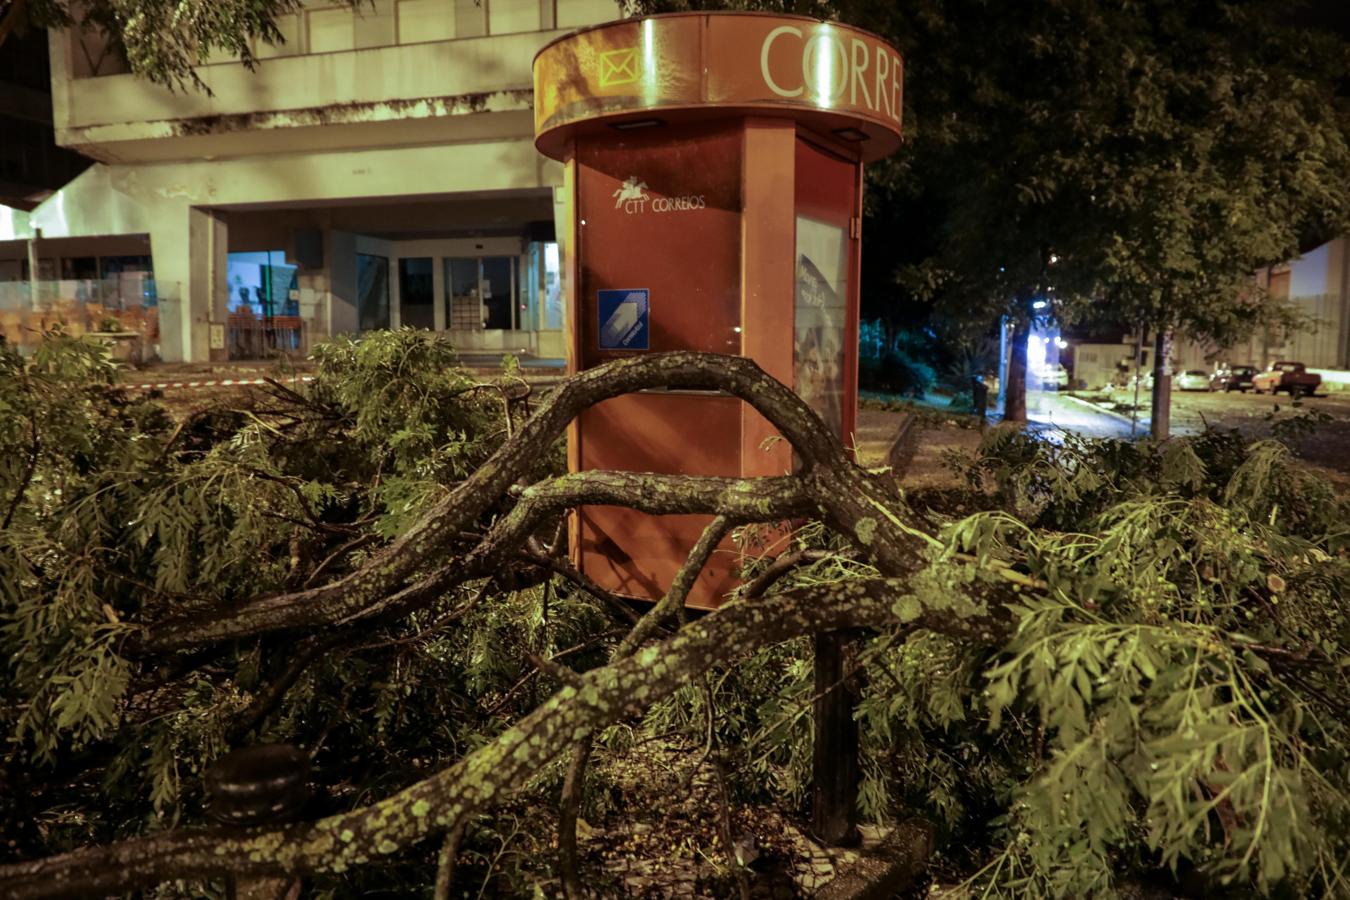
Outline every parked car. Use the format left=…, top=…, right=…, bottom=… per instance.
left=1175, top=370, right=1212, bottom=391
left=1037, top=363, right=1070, bottom=388
left=1120, top=371, right=1153, bottom=392
left=1211, top=364, right=1258, bottom=392
left=1251, top=361, right=1321, bottom=397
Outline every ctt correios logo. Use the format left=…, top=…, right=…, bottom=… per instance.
left=611, top=176, right=706, bottom=215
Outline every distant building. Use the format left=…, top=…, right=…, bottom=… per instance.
left=1060, top=237, right=1350, bottom=390
left=1231, top=239, right=1350, bottom=371
left=0, top=0, right=619, bottom=361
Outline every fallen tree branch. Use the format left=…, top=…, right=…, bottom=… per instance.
left=135, top=352, right=874, bottom=655
left=559, top=514, right=734, bottom=899
left=1, top=581, right=955, bottom=900
left=135, top=468, right=812, bottom=651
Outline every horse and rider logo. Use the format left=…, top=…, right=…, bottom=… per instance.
left=612, top=177, right=649, bottom=209
left=610, top=176, right=707, bottom=215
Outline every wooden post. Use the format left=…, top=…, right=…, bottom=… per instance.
left=812, top=631, right=860, bottom=846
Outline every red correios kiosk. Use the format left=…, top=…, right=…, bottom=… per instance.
left=534, top=12, right=905, bottom=617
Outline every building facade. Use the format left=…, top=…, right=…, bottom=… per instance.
left=0, top=0, right=620, bottom=361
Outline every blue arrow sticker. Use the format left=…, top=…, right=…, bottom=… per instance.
left=598, top=289, right=650, bottom=350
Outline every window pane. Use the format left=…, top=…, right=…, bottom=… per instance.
left=307, top=8, right=353, bottom=53
left=481, top=257, right=513, bottom=330
left=455, top=0, right=486, bottom=38
left=556, top=0, right=619, bottom=28
left=794, top=216, right=847, bottom=435
left=398, top=257, right=435, bottom=330
left=543, top=242, right=562, bottom=329
left=489, top=0, right=539, bottom=34
left=356, top=254, right=390, bottom=331
left=446, top=257, right=482, bottom=329
left=397, top=0, right=455, bottom=43
left=256, top=14, right=301, bottom=58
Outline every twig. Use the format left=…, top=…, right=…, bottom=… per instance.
left=524, top=550, right=642, bottom=626
left=557, top=516, right=733, bottom=896
left=711, top=752, right=752, bottom=900
left=482, top=629, right=627, bottom=717
left=433, top=821, right=468, bottom=900
left=304, top=534, right=381, bottom=589
left=557, top=741, right=593, bottom=900
left=742, top=548, right=852, bottom=600
left=230, top=629, right=354, bottom=740
left=525, top=652, right=585, bottom=689
left=2, top=410, right=38, bottom=530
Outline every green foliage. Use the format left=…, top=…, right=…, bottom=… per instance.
left=902, top=429, right=1347, bottom=895
left=4, top=331, right=1348, bottom=899
left=0, top=331, right=583, bottom=888
left=642, top=424, right=1348, bottom=898
left=11, top=0, right=361, bottom=93
left=859, top=320, right=938, bottom=397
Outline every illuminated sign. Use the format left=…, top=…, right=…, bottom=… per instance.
left=757, top=25, right=902, bottom=122
left=534, top=12, right=904, bottom=162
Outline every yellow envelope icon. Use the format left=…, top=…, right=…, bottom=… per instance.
left=599, top=48, right=640, bottom=87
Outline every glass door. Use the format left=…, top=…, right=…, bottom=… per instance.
left=446, top=257, right=481, bottom=329
left=443, top=256, right=519, bottom=331
left=398, top=257, right=434, bottom=330
left=356, top=254, right=390, bottom=331
left=481, top=257, right=514, bottom=330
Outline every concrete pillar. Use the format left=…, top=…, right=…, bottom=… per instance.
left=150, top=205, right=228, bottom=362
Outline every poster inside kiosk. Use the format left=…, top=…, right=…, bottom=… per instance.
left=598, top=289, right=650, bottom=350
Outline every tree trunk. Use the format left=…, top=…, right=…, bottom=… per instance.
left=1004, top=318, right=1030, bottom=423
left=1150, top=328, right=1172, bottom=440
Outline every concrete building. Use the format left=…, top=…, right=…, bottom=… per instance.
left=1230, top=239, right=1350, bottom=373
left=1, top=0, right=620, bottom=361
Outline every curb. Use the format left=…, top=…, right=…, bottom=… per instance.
left=1060, top=393, right=1147, bottom=427
left=117, top=373, right=563, bottom=393
left=121, top=376, right=314, bottom=392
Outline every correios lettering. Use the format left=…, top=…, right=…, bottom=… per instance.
left=614, top=176, right=707, bottom=215
left=759, top=25, right=902, bottom=123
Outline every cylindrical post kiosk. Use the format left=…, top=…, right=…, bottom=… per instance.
left=534, top=12, right=904, bottom=610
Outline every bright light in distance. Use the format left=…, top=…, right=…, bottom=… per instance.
left=1049, top=254, right=1060, bottom=264
left=1032, top=300, right=1048, bottom=310
left=733, top=326, right=742, bottom=333
left=1055, top=338, right=1068, bottom=348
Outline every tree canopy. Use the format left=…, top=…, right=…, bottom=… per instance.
left=0, top=0, right=358, bottom=91
left=811, top=0, right=1350, bottom=420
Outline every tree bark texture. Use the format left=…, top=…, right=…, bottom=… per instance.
left=133, top=352, right=918, bottom=655
left=812, top=631, right=861, bottom=846
left=1150, top=328, right=1172, bottom=440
